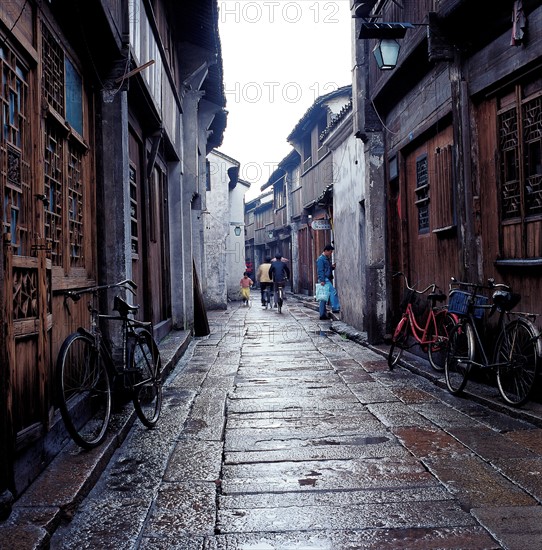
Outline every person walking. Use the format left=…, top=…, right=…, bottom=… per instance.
left=256, top=257, right=273, bottom=307
left=239, top=272, right=253, bottom=306
left=316, top=244, right=340, bottom=320
left=269, top=253, right=290, bottom=308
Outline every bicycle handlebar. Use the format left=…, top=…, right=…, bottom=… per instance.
left=449, top=276, right=511, bottom=291
left=57, top=279, right=138, bottom=301
left=392, top=272, right=436, bottom=295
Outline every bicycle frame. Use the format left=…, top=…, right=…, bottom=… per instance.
left=398, top=303, right=441, bottom=350
left=449, top=280, right=505, bottom=370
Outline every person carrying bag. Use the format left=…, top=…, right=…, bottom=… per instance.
left=316, top=244, right=340, bottom=320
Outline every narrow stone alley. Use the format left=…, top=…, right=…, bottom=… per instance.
left=42, top=299, right=542, bottom=548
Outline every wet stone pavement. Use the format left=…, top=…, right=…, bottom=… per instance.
left=48, top=298, right=542, bottom=549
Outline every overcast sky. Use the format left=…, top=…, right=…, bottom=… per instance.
left=217, top=0, right=353, bottom=200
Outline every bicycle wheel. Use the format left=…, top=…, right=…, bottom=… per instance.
left=277, top=288, right=283, bottom=313
left=132, top=329, right=162, bottom=427
left=445, top=322, right=474, bottom=395
left=496, top=318, right=540, bottom=407
left=428, top=311, right=457, bottom=372
left=388, top=317, right=409, bottom=370
left=57, top=332, right=111, bottom=449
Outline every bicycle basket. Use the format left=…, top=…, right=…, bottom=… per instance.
left=448, top=290, right=489, bottom=319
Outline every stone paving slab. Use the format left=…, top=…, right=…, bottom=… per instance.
left=219, top=485, right=454, bottom=509
left=390, top=386, right=441, bottom=404
left=221, top=457, right=439, bottom=494
left=217, top=500, right=478, bottom=534
left=164, top=439, right=223, bottom=483
left=450, top=426, right=537, bottom=460
left=144, top=481, right=216, bottom=539
left=225, top=412, right=385, bottom=432
left=226, top=395, right=362, bottom=413
left=232, top=378, right=344, bottom=391
left=51, top=496, right=151, bottom=549
left=423, top=456, right=538, bottom=509
left=367, top=402, right=435, bottom=428
left=472, top=505, right=542, bottom=550
left=346, top=383, right=401, bottom=404
left=224, top=423, right=391, bottom=452
left=393, top=426, right=475, bottom=460
left=492, top=457, right=542, bottom=501
left=224, top=437, right=408, bottom=464
left=503, top=427, right=542, bottom=454
left=226, top=405, right=372, bottom=423
left=209, top=527, right=499, bottom=549
left=229, top=386, right=357, bottom=400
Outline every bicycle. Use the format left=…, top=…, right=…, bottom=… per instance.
left=56, top=279, right=162, bottom=449
left=274, top=281, right=286, bottom=313
left=388, top=272, right=458, bottom=371
left=263, top=284, right=273, bottom=309
left=444, top=277, right=541, bottom=407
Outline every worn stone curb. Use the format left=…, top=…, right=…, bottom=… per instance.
left=0, top=330, right=191, bottom=550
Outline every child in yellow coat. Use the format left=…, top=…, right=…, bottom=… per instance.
left=239, top=272, right=253, bottom=306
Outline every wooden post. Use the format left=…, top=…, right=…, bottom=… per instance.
left=1, top=238, right=15, bottom=509
left=36, top=238, right=50, bottom=428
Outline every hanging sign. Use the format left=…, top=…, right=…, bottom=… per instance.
left=311, top=219, right=332, bottom=230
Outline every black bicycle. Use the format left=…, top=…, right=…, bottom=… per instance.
left=275, top=281, right=286, bottom=313
left=445, top=277, right=541, bottom=407
left=56, top=279, right=162, bottom=449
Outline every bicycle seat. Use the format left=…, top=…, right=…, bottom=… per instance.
left=492, top=290, right=520, bottom=312
left=428, top=291, right=446, bottom=302
left=113, top=295, right=139, bottom=317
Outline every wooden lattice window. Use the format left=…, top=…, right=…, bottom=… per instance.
left=523, top=96, right=542, bottom=217
left=12, top=267, right=38, bottom=320
left=498, top=84, right=542, bottom=259
left=44, top=121, right=64, bottom=266
left=42, top=24, right=65, bottom=117
left=498, top=107, right=520, bottom=220
left=68, top=144, right=84, bottom=266
left=415, top=155, right=430, bottom=233
left=41, top=23, right=87, bottom=269
left=1, top=46, right=31, bottom=255
left=129, top=164, right=139, bottom=256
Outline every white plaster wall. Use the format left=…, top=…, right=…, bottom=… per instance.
left=332, top=131, right=366, bottom=330
left=227, top=182, right=249, bottom=299
left=204, top=151, right=235, bottom=309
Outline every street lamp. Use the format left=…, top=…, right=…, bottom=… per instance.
left=373, top=38, right=401, bottom=70
left=234, top=225, right=241, bottom=236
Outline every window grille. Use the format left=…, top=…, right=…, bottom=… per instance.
left=68, top=144, right=84, bottom=266
left=415, top=155, right=430, bottom=233
left=522, top=96, right=542, bottom=217
left=1, top=47, right=30, bottom=255
left=130, top=164, right=139, bottom=256
left=498, top=107, right=520, bottom=220
left=44, top=122, right=64, bottom=265
left=42, top=25, right=65, bottom=117
left=497, top=85, right=542, bottom=259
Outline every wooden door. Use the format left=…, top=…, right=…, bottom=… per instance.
left=403, top=127, right=459, bottom=293
left=2, top=23, right=96, bottom=492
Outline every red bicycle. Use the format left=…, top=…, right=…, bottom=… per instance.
left=388, top=272, right=458, bottom=371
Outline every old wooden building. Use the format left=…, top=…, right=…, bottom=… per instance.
left=352, top=0, right=542, bottom=337
left=0, top=0, right=226, bottom=510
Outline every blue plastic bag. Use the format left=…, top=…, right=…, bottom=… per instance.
left=315, top=283, right=330, bottom=302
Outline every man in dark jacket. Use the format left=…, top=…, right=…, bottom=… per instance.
left=269, top=254, right=290, bottom=308
left=316, top=244, right=340, bottom=320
